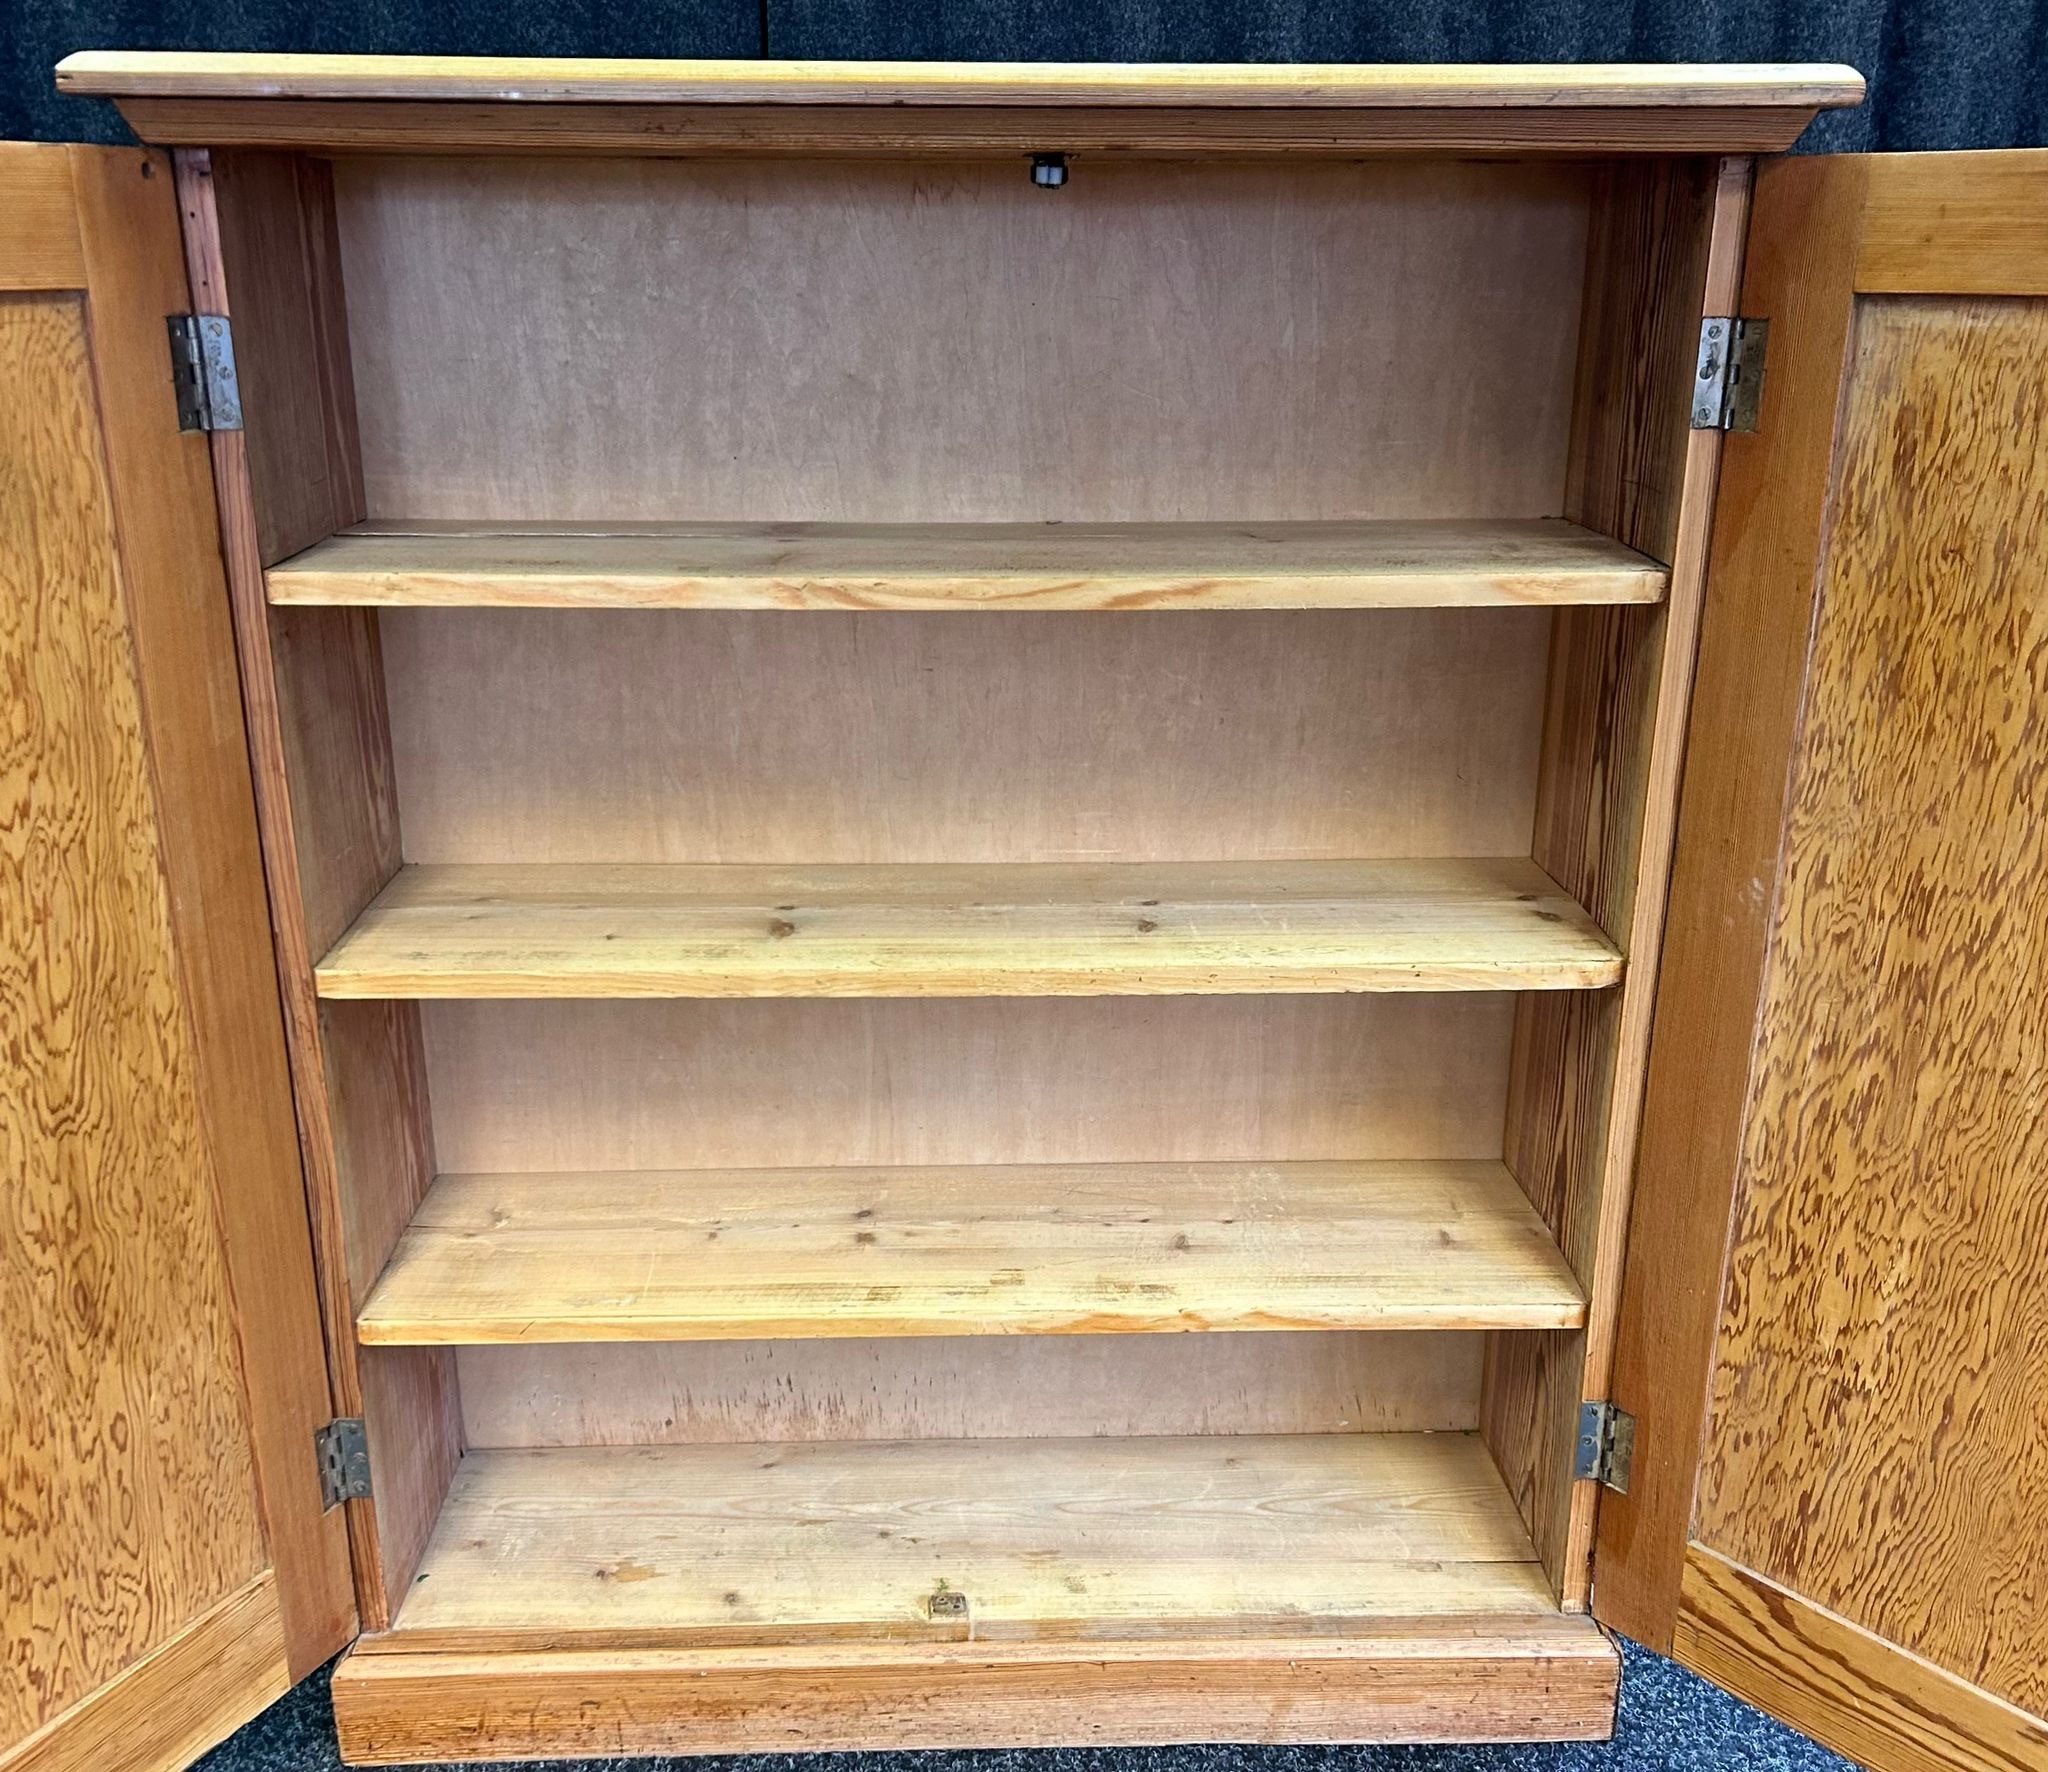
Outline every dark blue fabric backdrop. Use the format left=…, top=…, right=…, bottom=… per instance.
left=6, top=0, right=2047, bottom=150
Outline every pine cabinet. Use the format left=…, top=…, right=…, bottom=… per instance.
left=3, top=54, right=2044, bottom=1772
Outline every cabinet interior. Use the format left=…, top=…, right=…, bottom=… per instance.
left=217, top=145, right=1725, bottom=1667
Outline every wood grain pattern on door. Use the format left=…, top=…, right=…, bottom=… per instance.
left=0, top=291, right=275, bottom=1756
left=1692, top=292, right=2048, bottom=1718
left=2, top=140, right=355, bottom=1772
left=1602, top=146, right=2048, bottom=1772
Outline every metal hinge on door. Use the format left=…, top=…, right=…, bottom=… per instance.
left=167, top=313, right=244, bottom=432
left=1691, top=316, right=1769, bottom=432
left=1574, top=1400, right=1636, bottom=1493
left=315, top=1417, right=373, bottom=1508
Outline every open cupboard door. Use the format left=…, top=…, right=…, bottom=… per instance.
left=0, top=144, right=354, bottom=1772
left=1597, top=149, right=2048, bottom=1772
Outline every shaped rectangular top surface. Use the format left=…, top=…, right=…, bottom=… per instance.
left=55, top=53, right=1864, bottom=156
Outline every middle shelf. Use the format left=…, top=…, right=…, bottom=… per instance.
left=267, top=516, right=1668, bottom=611
left=357, top=1157, right=1586, bottom=1345
left=314, top=857, right=1620, bottom=999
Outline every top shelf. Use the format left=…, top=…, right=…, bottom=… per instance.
left=56, top=53, right=1864, bottom=158
left=268, top=519, right=1667, bottom=613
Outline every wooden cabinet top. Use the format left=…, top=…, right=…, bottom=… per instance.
left=55, top=52, right=1866, bottom=156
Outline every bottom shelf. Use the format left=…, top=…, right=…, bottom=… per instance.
left=383, top=1433, right=1560, bottom=1651
left=337, top=1432, right=1614, bottom=1761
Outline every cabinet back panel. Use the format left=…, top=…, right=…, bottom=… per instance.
left=382, top=608, right=1549, bottom=864
left=458, top=1331, right=1480, bottom=1447
left=422, top=994, right=1512, bottom=1174
left=333, top=158, right=1591, bottom=524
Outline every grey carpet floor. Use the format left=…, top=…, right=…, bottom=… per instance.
left=195, top=1638, right=1850, bottom=1772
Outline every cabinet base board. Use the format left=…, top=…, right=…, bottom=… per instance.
left=331, top=1623, right=1619, bottom=1764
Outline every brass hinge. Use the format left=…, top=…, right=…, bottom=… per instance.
left=167, top=313, right=244, bottom=433
left=1691, top=316, right=1768, bottom=433
left=1575, top=1400, right=1636, bottom=1493
left=315, top=1417, right=372, bottom=1508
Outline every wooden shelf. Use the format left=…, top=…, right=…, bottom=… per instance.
left=266, top=519, right=1668, bottom=611
left=312, top=859, right=1621, bottom=1000
left=383, top=1433, right=1564, bottom=1652
left=357, top=1158, right=1585, bottom=1345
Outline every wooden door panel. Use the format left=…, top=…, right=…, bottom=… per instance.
left=0, top=143, right=352, bottom=1772
left=1602, top=149, right=2048, bottom=1772
left=0, top=271, right=274, bottom=1766
left=1692, top=289, right=2048, bottom=1714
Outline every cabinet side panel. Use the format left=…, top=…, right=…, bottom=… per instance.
left=67, top=144, right=357, bottom=1678
left=1693, top=292, right=2048, bottom=1719
left=1592, top=152, right=1870, bottom=1652
left=176, top=148, right=459, bottom=1631
left=0, top=290, right=269, bottom=1741
left=1487, top=156, right=1750, bottom=1607
left=201, top=150, right=364, bottom=564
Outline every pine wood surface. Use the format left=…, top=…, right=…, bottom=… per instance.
left=0, top=147, right=83, bottom=289
left=58, top=143, right=358, bottom=1676
left=314, top=859, right=1620, bottom=999
left=0, top=1577, right=287, bottom=1772
left=1855, top=149, right=2048, bottom=296
left=357, top=1160, right=1584, bottom=1344
left=54, top=52, right=1864, bottom=110
left=382, top=1434, right=1554, bottom=1652
left=328, top=1621, right=1618, bottom=1763
left=0, top=291, right=269, bottom=1742
left=1677, top=1550, right=2048, bottom=1772
left=104, top=97, right=1844, bottom=160
left=1590, top=151, right=1871, bottom=1650
left=1484, top=154, right=1750, bottom=1610
left=269, top=519, right=1665, bottom=611
left=176, top=147, right=463, bottom=1632
left=1691, top=294, right=2048, bottom=1716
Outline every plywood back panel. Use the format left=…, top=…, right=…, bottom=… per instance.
left=335, top=157, right=1591, bottom=524
left=458, top=1331, right=1481, bottom=1447
left=382, top=608, right=1549, bottom=864
left=422, top=994, right=1513, bottom=1174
